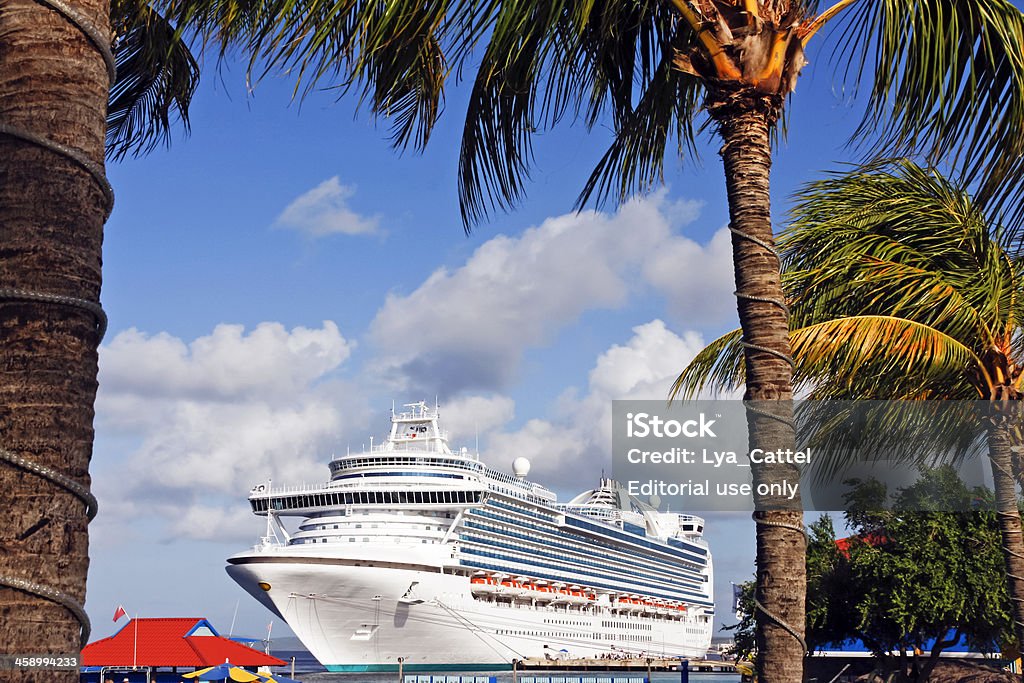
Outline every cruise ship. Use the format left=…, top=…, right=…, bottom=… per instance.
left=227, top=402, right=714, bottom=672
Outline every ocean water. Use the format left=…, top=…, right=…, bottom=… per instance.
left=269, top=653, right=739, bottom=683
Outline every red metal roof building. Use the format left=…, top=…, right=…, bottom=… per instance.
left=81, top=617, right=285, bottom=680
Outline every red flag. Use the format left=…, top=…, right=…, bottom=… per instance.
left=113, top=605, right=128, bottom=622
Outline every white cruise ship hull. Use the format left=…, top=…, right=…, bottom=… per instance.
left=229, top=404, right=714, bottom=672
left=228, top=546, right=710, bottom=672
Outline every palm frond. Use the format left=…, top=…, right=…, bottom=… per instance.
left=671, top=328, right=744, bottom=400
left=835, top=0, right=1024, bottom=231
left=789, top=315, right=982, bottom=399
left=457, top=0, right=706, bottom=226
left=162, top=0, right=457, bottom=152
left=577, top=48, right=704, bottom=208
left=108, top=0, right=200, bottom=160
left=797, top=399, right=986, bottom=483
left=783, top=161, right=1015, bottom=343
left=456, top=0, right=568, bottom=227
left=674, top=314, right=981, bottom=403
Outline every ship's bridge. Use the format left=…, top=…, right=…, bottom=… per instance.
left=329, top=401, right=487, bottom=480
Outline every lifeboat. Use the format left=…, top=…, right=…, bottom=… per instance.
left=533, top=582, right=556, bottom=602
left=521, top=582, right=550, bottom=600
left=614, top=596, right=640, bottom=610
left=498, top=579, right=526, bottom=596
left=470, top=576, right=499, bottom=595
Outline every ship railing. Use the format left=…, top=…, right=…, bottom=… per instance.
left=484, top=469, right=557, bottom=501
left=556, top=505, right=618, bottom=521
left=249, top=482, right=344, bottom=498
left=328, top=455, right=485, bottom=473
left=249, top=480, right=482, bottom=499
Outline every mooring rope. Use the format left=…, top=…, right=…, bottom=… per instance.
left=0, top=0, right=117, bottom=650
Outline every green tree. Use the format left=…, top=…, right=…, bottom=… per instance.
left=172, top=4, right=1024, bottom=679
left=674, top=160, right=1024, bottom=658
left=732, top=470, right=1012, bottom=682
left=835, top=470, right=1009, bottom=682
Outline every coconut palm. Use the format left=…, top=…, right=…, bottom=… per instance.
left=0, top=1, right=197, bottom=675
left=673, top=159, right=1024, bottom=655
left=178, top=2, right=1024, bottom=679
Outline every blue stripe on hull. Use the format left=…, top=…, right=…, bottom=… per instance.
left=325, top=663, right=512, bottom=672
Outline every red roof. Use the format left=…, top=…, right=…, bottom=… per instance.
left=836, top=533, right=888, bottom=557
left=82, top=618, right=286, bottom=668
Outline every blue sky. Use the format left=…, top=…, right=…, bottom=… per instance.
left=86, top=31, right=895, bottom=646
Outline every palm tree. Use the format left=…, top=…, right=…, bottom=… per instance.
left=673, top=159, right=1024, bottom=656
left=0, top=1, right=196, bottom=674
left=185, top=2, right=1024, bottom=679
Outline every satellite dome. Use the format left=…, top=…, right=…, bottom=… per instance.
left=512, top=457, right=531, bottom=478
left=649, top=495, right=661, bottom=509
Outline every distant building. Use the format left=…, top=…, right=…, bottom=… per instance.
left=81, top=617, right=285, bottom=682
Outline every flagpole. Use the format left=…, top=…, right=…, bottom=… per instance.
left=133, top=614, right=138, bottom=669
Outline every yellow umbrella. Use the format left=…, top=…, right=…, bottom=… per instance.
left=182, top=664, right=261, bottom=681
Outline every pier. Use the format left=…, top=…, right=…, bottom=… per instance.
left=401, top=661, right=740, bottom=683
left=519, top=658, right=737, bottom=673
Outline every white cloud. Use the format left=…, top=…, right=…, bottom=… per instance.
left=96, top=321, right=362, bottom=542
left=368, top=192, right=721, bottom=394
left=486, top=320, right=706, bottom=489
left=165, top=504, right=264, bottom=542
left=274, top=177, right=380, bottom=237
left=644, top=227, right=736, bottom=327
left=100, top=321, right=352, bottom=405
left=438, top=395, right=516, bottom=444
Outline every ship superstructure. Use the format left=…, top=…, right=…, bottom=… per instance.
left=227, top=402, right=714, bottom=671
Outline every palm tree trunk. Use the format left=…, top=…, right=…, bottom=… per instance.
left=0, top=1, right=110, bottom=680
left=709, top=89, right=806, bottom=683
left=986, top=418, right=1024, bottom=659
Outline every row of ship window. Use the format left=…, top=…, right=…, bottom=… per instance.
left=329, top=456, right=484, bottom=473
left=492, top=630, right=651, bottom=643
left=469, top=509, right=707, bottom=584
left=600, top=621, right=652, bottom=630
left=461, top=525, right=705, bottom=594
left=481, top=503, right=707, bottom=571
left=488, top=497, right=707, bottom=564
left=461, top=538, right=705, bottom=603
left=251, top=489, right=483, bottom=512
